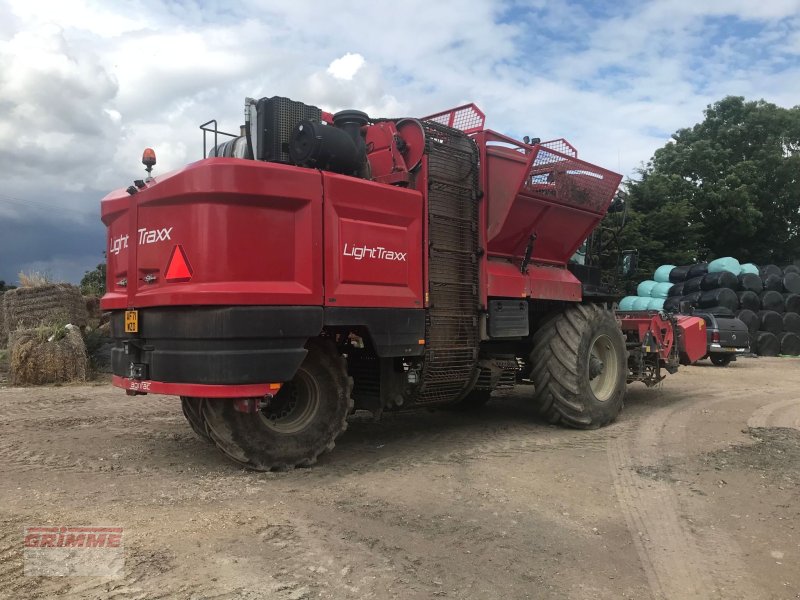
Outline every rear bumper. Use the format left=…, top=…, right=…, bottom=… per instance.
left=709, top=343, right=749, bottom=354
left=112, top=375, right=282, bottom=398
left=109, top=306, right=323, bottom=387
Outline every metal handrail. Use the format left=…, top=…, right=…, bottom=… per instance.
left=199, top=120, right=238, bottom=158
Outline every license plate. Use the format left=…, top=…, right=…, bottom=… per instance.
left=124, top=310, right=138, bottom=333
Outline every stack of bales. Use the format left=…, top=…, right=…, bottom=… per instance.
left=4, top=283, right=88, bottom=330
left=2, top=283, right=89, bottom=384
left=0, top=290, right=6, bottom=347
left=621, top=258, right=800, bottom=357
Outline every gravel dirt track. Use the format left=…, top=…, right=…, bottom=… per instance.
left=1, top=357, right=799, bottom=599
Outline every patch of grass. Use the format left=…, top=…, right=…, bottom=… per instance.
left=17, top=270, right=53, bottom=288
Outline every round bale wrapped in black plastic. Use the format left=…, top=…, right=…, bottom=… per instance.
left=762, top=274, right=783, bottom=292
left=783, top=272, right=800, bottom=294
left=737, top=273, right=763, bottom=293
left=683, top=276, right=705, bottom=294
left=687, top=262, right=708, bottom=279
left=698, top=288, right=738, bottom=312
left=668, top=282, right=685, bottom=297
left=663, top=296, right=682, bottom=312
left=760, top=264, right=783, bottom=278
left=701, top=271, right=737, bottom=290
left=783, top=312, right=800, bottom=335
left=758, top=310, right=783, bottom=335
left=784, top=265, right=800, bottom=275
left=779, top=332, right=800, bottom=356
left=756, top=331, right=780, bottom=356
left=699, top=306, right=735, bottom=317
left=760, top=290, right=784, bottom=312
left=669, top=265, right=693, bottom=283
left=783, top=293, right=800, bottom=314
left=736, top=290, right=760, bottom=311
left=736, top=309, right=759, bottom=336
left=680, top=291, right=702, bottom=307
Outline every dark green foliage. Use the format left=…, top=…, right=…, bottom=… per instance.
left=80, top=263, right=106, bottom=297
left=621, top=96, right=800, bottom=276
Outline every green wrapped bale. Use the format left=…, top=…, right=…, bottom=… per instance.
left=636, top=280, right=657, bottom=297
left=653, top=265, right=676, bottom=283
left=739, top=263, right=760, bottom=275
left=708, top=257, right=741, bottom=275
left=650, top=282, right=673, bottom=298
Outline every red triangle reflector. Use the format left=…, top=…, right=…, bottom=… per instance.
left=165, top=245, right=192, bottom=282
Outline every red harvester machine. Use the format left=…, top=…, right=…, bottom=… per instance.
left=101, top=98, right=706, bottom=470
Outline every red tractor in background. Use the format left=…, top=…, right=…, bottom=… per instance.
left=101, top=97, right=707, bottom=470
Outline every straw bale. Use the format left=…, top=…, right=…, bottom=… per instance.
left=0, top=291, right=6, bottom=347
left=3, top=283, right=88, bottom=330
left=9, top=326, right=88, bottom=385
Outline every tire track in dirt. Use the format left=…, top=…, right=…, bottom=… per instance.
left=747, top=398, right=800, bottom=429
left=608, top=390, right=760, bottom=599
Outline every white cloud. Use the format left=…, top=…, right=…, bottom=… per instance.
left=326, top=53, right=365, bottom=81
left=2, top=0, right=800, bottom=282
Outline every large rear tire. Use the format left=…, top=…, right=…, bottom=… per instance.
left=201, top=340, right=353, bottom=471
left=530, top=304, right=627, bottom=429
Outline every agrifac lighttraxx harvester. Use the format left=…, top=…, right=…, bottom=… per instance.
left=101, top=98, right=707, bottom=470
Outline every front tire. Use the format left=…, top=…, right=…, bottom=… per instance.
left=530, top=304, right=627, bottom=429
left=181, top=397, right=213, bottom=443
left=201, top=340, right=353, bottom=471
left=710, top=353, right=733, bottom=367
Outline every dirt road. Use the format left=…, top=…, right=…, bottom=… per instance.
left=1, top=357, right=799, bottom=599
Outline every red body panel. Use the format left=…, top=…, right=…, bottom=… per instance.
left=322, top=173, right=423, bottom=308
left=675, top=315, right=707, bottom=363
left=101, top=159, right=324, bottom=310
left=618, top=312, right=675, bottom=359
left=485, top=261, right=582, bottom=301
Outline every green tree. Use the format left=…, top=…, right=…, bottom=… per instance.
left=622, top=96, right=800, bottom=274
left=80, top=263, right=106, bottom=296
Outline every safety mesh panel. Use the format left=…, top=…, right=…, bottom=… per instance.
left=523, top=145, right=622, bottom=214
left=423, top=104, right=486, bottom=134
left=417, top=121, right=481, bottom=404
left=539, top=138, right=578, bottom=158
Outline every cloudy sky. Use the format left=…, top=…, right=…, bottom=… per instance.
left=1, top=0, right=799, bottom=284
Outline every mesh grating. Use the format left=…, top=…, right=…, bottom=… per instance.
left=423, top=104, right=486, bottom=135
left=416, top=121, right=481, bottom=404
left=523, top=145, right=622, bottom=214
left=539, top=138, right=578, bottom=158
left=257, top=96, right=322, bottom=163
